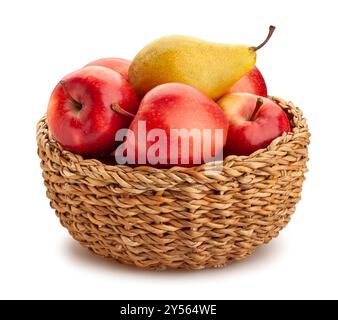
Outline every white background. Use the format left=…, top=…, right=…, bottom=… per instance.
left=0, top=0, right=337, bottom=300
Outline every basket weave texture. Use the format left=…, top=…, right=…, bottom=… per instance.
left=37, top=97, right=310, bottom=270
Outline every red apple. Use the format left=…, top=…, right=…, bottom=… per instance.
left=47, top=66, right=139, bottom=157
left=119, top=83, right=229, bottom=167
left=227, top=66, right=268, bottom=97
left=84, top=58, right=130, bottom=79
left=217, top=93, right=290, bottom=156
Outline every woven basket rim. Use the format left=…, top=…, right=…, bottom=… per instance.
left=37, top=96, right=309, bottom=176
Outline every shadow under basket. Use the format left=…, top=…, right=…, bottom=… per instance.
left=37, top=97, right=310, bottom=270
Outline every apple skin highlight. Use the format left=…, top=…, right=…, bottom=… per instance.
left=124, top=83, right=229, bottom=167
left=84, top=58, right=131, bottom=80
left=218, top=93, right=290, bottom=156
left=47, top=66, right=138, bottom=158
left=227, top=66, right=268, bottom=97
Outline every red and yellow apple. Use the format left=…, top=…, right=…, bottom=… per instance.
left=217, top=93, right=290, bottom=156
left=122, top=83, right=229, bottom=167
left=47, top=66, right=139, bottom=157
left=84, top=58, right=131, bottom=79
left=227, top=66, right=267, bottom=97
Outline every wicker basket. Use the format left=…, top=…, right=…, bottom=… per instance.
left=37, top=97, right=310, bottom=270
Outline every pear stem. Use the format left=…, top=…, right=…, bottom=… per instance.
left=111, top=103, right=135, bottom=119
left=252, top=25, right=276, bottom=51
left=59, top=80, right=83, bottom=111
left=250, top=97, right=264, bottom=121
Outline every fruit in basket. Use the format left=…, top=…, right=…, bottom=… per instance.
left=128, top=26, right=275, bottom=99
left=227, top=66, right=267, bottom=97
left=217, top=93, right=290, bottom=156
left=120, top=83, right=229, bottom=167
left=47, top=66, right=139, bottom=157
left=84, top=57, right=130, bottom=79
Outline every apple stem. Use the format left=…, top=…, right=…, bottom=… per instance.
left=59, top=80, right=83, bottom=111
left=252, top=25, right=276, bottom=51
left=250, top=97, right=264, bottom=121
left=111, top=103, right=135, bottom=119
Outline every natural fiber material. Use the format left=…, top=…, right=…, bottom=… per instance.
left=36, top=97, right=310, bottom=270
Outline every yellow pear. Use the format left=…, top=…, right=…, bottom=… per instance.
left=129, top=26, right=275, bottom=100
